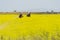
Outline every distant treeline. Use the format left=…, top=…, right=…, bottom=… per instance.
left=0, top=12, right=60, bottom=14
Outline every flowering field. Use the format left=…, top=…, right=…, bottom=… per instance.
left=0, top=13, right=60, bottom=40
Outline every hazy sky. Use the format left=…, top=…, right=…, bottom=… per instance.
left=0, top=0, right=60, bottom=12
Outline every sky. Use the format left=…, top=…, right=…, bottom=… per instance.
left=0, top=0, right=60, bottom=12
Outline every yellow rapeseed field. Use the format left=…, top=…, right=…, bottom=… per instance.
left=0, top=13, right=60, bottom=40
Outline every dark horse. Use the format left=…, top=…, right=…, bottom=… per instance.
left=27, top=12, right=31, bottom=17
left=19, top=13, right=23, bottom=18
